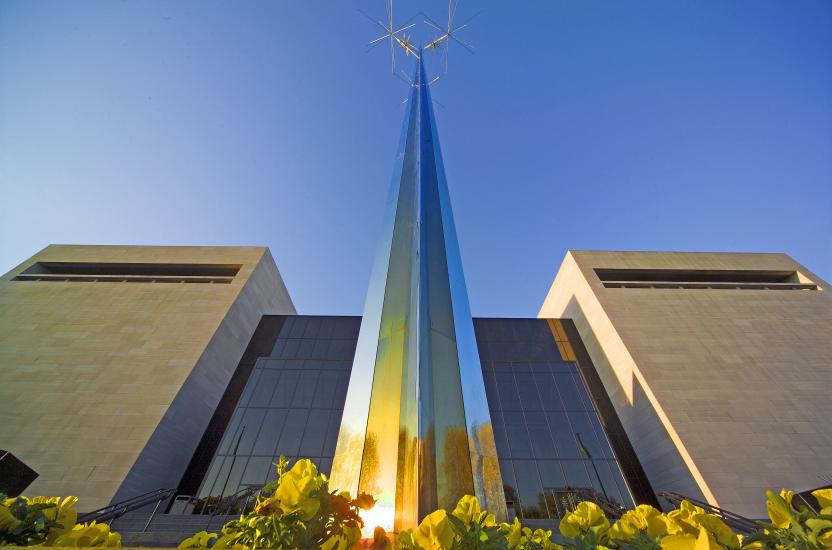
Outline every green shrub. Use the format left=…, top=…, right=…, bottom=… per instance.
left=0, top=494, right=120, bottom=547
left=178, top=456, right=374, bottom=550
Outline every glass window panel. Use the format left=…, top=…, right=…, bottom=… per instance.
left=218, top=409, right=244, bottom=454
left=537, top=460, right=566, bottom=491
left=512, top=362, right=532, bottom=373
left=594, top=460, right=625, bottom=507
left=253, top=409, right=287, bottom=456
left=289, top=317, right=307, bottom=338
left=530, top=362, right=550, bottom=374
left=285, top=359, right=304, bottom=370
left=318, top=318, right=335, bottom=339
left=493, top=361, right=512, bottom=373
left=281, top=339, right=299, bottom=359
left=276, top=409, right=308, bottom=457
left=571, top=372, right=595, bottom=411
left=569, top=412, right=604, bottom=460
left=249, top=370, right=280, bottom=407
left=547, top=412, right=581, bottom=458
left=299, top=409, right=330, bottom=457
left=525, top=412, right=556, bottom=459
left=588, top=415, right=616, bottom=459
left=562, top=460, right=591, bottom=490
left=513, top=320, right=537, bottom=341
left=331, top=318, right=354, bottom=339
left=515, top=372, right=542, bottom=410
left=236, top=409, right=267, bottom=455
left=553, top=372, right=585, bottom=410
left=237, top=370, right=261, bottom=407
left=241, top=456, right=272, bottom=488
left=534, top=371, right=562, bottom=410
left=322, top=409, right=343, bottom=456
left=318, top=458, right=333, bottom=477
left=302, top=317, right=321, bottom=339
left=503, top=411, right=532, bottom=459
left=498, top=460, right=519, bottom=521
left=482, top=368, right=499, bottom=410
left=513, top=460, right=547, bottom=519
left=278, top=316, right=294, bottom=337
left=297, top=339, right=315, bottom=358
left=291, top=371, right=319, bottom=407
left=312, top=371, right=340, bottom=408
left=327, top=340, right=354, bottom=360
left=270, top=339, right=286, bottom=357
left=206, top=456, right=233, bottom=498
left=490, top=411, right=510, bottom=457
left=220, top=456, right=248, bottom=497
left=496, top=372, right=521, bottom=410
left=610, top=461, right=635, bottom=508
left=550, top=361, right=575, bottom=373
left=312, top=339, right=330, bottom=359
left=333, top=360, right=351, bottom=371
left=333, top=372, right=349, bottom=403
left=270, top=371, right=300, bottom=407
left=198, top=456, right=226, bottom=498
left=262, top=359, right=285, bottom=370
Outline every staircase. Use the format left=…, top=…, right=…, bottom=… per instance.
left=112, top=512, right=239, bottom=547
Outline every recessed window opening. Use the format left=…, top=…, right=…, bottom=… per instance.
left=12, top=262, right=241, bottom=284
left=595, top=269, right=817, bottom=290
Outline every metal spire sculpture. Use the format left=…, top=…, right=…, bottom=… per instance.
left=330, top=1, right=505, bottom=533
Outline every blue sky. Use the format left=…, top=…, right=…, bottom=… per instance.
left=1, top=1, right=830, bottom=316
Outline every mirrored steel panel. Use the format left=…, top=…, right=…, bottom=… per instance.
left=330, top=56, right=506, bottom=531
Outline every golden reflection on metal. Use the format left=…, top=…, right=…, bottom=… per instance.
left=330, top=55, right=506, bottom=531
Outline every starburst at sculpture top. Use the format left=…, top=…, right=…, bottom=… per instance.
left=359, top=0, right=478, bottom=86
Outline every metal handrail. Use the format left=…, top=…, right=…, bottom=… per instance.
left=658, top=491, right=760, bottom=534
left=77, top=487, right=176, bottom=527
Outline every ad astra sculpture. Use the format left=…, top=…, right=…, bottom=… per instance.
left=330, top=11, right=505, bottom=532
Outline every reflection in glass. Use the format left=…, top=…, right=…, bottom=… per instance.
left=196, top=316, right=360, bottom=501
left=473, top=318, right=636, bottom=520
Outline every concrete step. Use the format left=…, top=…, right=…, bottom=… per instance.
left=112, top=512, right=238, bottom=537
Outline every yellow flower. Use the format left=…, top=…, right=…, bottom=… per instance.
left=178, top=531, right=218, bottom=549
left=559, top=501, right=610, bottom=538
left=451, top=494, right=495, bottom=526
left=610, top=504, right=668, bottom=540
left=814, top=489, right=832, bottom=509
left=694, top=514, right=741, bottom=549
left=412, top=509, right=454, bottom=549
left=503, top=517, right=523, bottom=549
left=806, top=518, right=832, bottom=548
left=765, top=490, right=794, bottom=529
left=778, top=489, right=793, bottom=505
left=274, top=458, right=323, bottom=520
left=660, top=526, right=721, bottom=550
left=452, top=495, right=482, bottom=524
left=50, top=521, right=121, bottom=547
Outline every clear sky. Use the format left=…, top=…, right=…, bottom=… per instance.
left=1, top=1, right=830, bottom=316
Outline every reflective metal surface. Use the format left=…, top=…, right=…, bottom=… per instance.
left=330, top=55, right=506, bottom=530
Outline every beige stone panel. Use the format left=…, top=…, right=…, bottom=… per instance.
left=540, top=251, right=832, bottom=518
left=0, top=245, right=295, bottom=511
